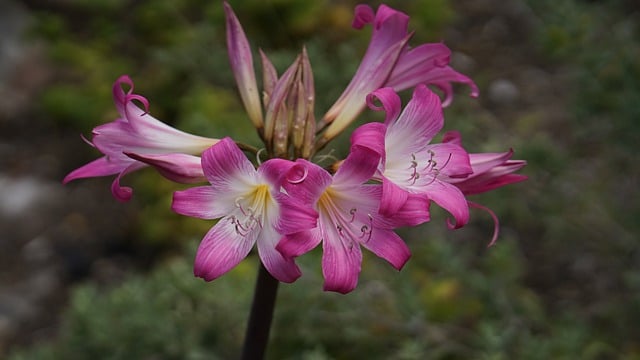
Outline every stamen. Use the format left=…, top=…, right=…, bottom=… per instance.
left=349, top=208, right=357, bottom=223
left=255, top=148, right=266, bottom=165
left=359, top=214, right=374, bottom=243
left=235, top=197, right=247, bottom=216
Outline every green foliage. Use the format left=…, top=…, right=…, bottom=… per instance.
left=8, top=238, right=622, bottom=359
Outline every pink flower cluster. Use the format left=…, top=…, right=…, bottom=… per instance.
left=65, top=2, right=526, bottom=293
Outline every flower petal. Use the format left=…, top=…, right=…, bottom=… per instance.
left=350, top=122, right=387, bottom=164
left=333, top=145, right=380, bottom=187
left=426, top=180, right=469, bottom=229
left=361, top=229, right=410, bottom=270
left=125, top=152, right=206, bottom=183
left=379, top=177, right=408, bottom=217
left=109, top=162, right=146, bottom=202
left=194, top=218, right=257, bottom=281
left=276, top=230, right=322, bottom=259
left=380, top=193, right=430, bottom=227
left=277, top=159, right=333, bottom=206
left=321, top=225, right=363, bottom=294
left=415, top=66, right=480, bottom=107
left=256, top=225, right=301, bottom=283
left=385, top=43, right=453, bottom=90
left=390, top=84, right=444, bottom=143
left=366, top=87, right=401, bottom=125
left=201, top=137, right=257, bottom=192
left=63, top=156, right=126, bottom=184
left=172, top=186, right=229, bottom=220
left=424, top=142, right=472, bottom=179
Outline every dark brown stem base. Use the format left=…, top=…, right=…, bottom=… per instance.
left=241, top=263, right=279, bottom=360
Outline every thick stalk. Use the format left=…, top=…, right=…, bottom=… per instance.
left=241, top=263, right=279, bottom=360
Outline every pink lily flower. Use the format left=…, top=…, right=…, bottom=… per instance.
left=171, top=137, right=301, bottom=283
left=63, top=75, right=219, bottom=202
left=351, top=85, right=473, bottom=229
left=275, top=145, right=429, bottom=294
left=320, top=3, right=479, bottom=143
left=440, top=131, right=528, bottom=246
left=441, top=131, right=528, bottom=196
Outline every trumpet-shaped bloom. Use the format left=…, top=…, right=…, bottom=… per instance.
left=172, top=138, right=301, bottom=283
left=320, top=4, right=479, bottom=142
left=352, top=85, right=472, bottom=228
left=63, top=75, right=218, bottom=201
left=441, top=131, right=528, bottom=196
left=439, top=131, right=528, bottom=246
left=276, top=146, right=429, bottom=294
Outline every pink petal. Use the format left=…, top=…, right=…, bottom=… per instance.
left=366, top=87, right=401, bottom=125
left=467, top=150, right=515, bottom=176
left=125, top=152, right=206, bottom=183
left=277, top=159, right=332, bottom=205
left=172, top=186, right=226, bottom=220
left=352, top=4, right=375, bottom=29
left=442, top=130, right=463, bottom=145
left=361, top=229, right=410, bottom=270
left=224, top=1, right=263, bottom=128
left=424, top=142, right=472, bottom=178
left=112, top=75, right=134, bottom=118
left=416, top=66, right=480, bottom=107
left=321, top=36, right=410, bottom=140
left=63, top=156, right=126, bottom=184
left=276, top=229, right=322, bottom=259
left=194, top=219, right=257, bottom=281
left=385, top=43, right=453, bottom=90
left=321, top=225, right=363, bottom=294
left=350, top=122, right=387, bottom=164
left=276, top=196, right=318, bottom=236
left=256, top=226, right=301, bottom=283
left=392, top=84, right=444, bottom=143
left=381, top=193, right=430, bottom=228
left=333, top=145, right=380, bottom=187
left=458, top=173, right=528, bottom=196
left=379, top=177, right=408, bottom=217
left=109, top=162, right=146, bottom=202
left=200, top=137, right=257, bottom=189
left=426, top=180, right=470, bottom=229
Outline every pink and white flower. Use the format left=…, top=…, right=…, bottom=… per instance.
left=440, top=131, right=528, bottom=246
left=172, top=137, right=301, bottom=283
left=441, top=131, right=528, bottom=196
left=320, top=4, right=479, bottom=143
left=275, top=145, right=429, bottom=294
left=352, top=85, right=473, bottom=229
left=63, top=75, right=218, bottom=201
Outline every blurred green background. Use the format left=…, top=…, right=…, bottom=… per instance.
left=2, top=0, right=639, bottom=359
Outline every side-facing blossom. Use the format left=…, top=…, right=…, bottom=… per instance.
left=63, top=75, right=218, bottom=201
left=441, top=131, right=528, bottom=196
left=352, top=85, right=473, bottom=229
left=172, top=137, right=301, bottom=283
left=319, top=4, right=479, bottom=144
left=275, top=145, right=430, bottom=294
left=440, top=131, right=528, bottom=246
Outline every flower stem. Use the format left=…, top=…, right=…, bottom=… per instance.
left=241, top=263, right=279, bottom=360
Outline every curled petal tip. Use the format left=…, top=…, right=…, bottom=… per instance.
left=353, top=4, right=375, bottom=29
